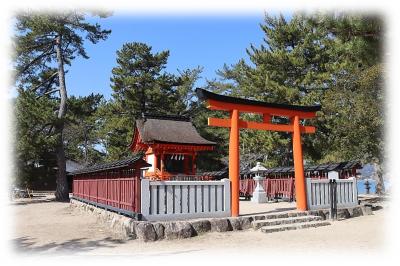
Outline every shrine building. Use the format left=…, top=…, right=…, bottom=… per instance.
left=129, top=114, right=215, bottom=180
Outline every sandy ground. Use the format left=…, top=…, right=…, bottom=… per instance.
left=10, top=195, right=388, bottom=256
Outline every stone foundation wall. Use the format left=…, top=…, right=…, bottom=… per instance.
left=307, top=204, right=374, bottom=219
left=70, top=199, right=374, bottom=242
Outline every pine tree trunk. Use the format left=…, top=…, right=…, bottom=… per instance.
left=54, top=35, right=69, bottom=201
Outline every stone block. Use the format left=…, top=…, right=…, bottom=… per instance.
left=153, top=223, right=165, bottom=240
left=336, top=209, right=350, bottom=219
left=136, top=222, right=157, bottom=242
left=361, top=205, right=373, bottom=215
left=239, top=216, right=254, bottom=230
left=164, top=222, right=194, bottom=240
left=350, top=206, right=363, bottom=217
left=253, top=215, right=265, bottom=220
left=191, top=220, right=211, bottom=235
left=120, top=218, right=136, bottom=239
left=128, top=220, right=138, bottom=239
left=228, top=218, right=242, bottom=230
left=210, top=218, right=232, bottom=232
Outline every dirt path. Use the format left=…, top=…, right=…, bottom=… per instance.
left=11, top=196, right=388, bottom=255
left=11, top=197, right=120, bottom=254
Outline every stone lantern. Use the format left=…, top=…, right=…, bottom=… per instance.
left=250, top=162, right=268, bottom=203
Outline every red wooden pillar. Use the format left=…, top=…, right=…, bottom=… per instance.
left=229, top=109, right=240, bottom=217
left=192, top=153, right=196, bottom=175
left=184, top=154, right=190, bottom=174
left=292, top=115, right=307, bottom=211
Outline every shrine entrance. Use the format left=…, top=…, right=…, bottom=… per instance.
left=196, top=88, right=321, bottom=216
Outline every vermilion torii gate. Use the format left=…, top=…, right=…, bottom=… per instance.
left=196, top=88, right=321, bottom=216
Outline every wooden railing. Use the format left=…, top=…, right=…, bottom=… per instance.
left=141, top=179, right=231, bottom=221
left=168, top=175, right=213, bottom=181
left=240, top=178, right=295, bottom=201
left=72, top=169, right=141, bottom=214
left=306, top=177, right=358, bottom=210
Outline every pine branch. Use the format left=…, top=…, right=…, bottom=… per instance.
left=30, top=71, right=58, bottom=92
left=17, top=47, right=55, bottom=77
left=35, top=88, right=60, bottom=99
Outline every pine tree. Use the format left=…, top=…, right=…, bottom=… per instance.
left=99, top=42, right=203, bottom=161
left=14, top=12, right=111, bottom=200
left=209, top=12, right=384, bottom=174
left=64, top=94, right=106, bottom=165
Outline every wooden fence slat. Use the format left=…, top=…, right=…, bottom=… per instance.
left=210, top=185, right=216, bottom=212
left=196, top=185, right=202, bottom=213
left=216, top=185, right=223, bottom=211
left=167, top=185, right=174, bottom=214
left=204, top=185, right=210, bottom=213
left=182, top=185, right=189, bottom=214
left=189, top=185, right=196, bottom=213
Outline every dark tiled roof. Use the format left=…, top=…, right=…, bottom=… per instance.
left=199, top=170, right=228, bottom=177
left=135, top=116, right=215, bottom=146
left=72, top=154, right=150, bottom=175
left=196, top=88, right=322, bottom=112
left=66, top=160, right=84, bottom=174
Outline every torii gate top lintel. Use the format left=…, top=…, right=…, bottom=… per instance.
left=196, top=88, right=321, bottom=216
left=196, top=88, right=321, bottom=118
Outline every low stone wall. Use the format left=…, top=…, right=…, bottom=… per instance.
left=70, top=199, right=375, bottom=242
left=307, top=204, right=374, bottom=219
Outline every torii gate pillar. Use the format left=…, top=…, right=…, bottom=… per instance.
left=229, top=109, right=240, bottom=216
left=196, top=88, right=321, bottom=217
left=292, top=115, right=307, bottom=211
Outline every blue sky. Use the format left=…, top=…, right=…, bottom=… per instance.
left=65, top=12, right=275, bottom=100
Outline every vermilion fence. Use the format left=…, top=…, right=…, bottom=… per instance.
left=239, top=178, right=295, bottom=201
left=73, top=169, right=141, bottom=214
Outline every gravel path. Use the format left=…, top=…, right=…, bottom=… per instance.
left=10, top=196, right=387, bottom=255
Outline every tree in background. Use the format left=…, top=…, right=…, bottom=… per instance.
left=99, top=42, right=204, bottom=161
left=14, top=92, right=106, bottom=190
left=64, top=94, right=106, bottom=165
left=207, top=12, right=384, bottom=188
left=312, top=13, right=384, bottom=192
left=14, top=12, right=111, bottom=200
left=14, top=90, right=58, bottom=189
left=207, top=13, right=333, bottom=166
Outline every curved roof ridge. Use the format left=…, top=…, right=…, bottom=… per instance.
left=196, top=88, right=321, bottom=112
left=135, top=117, right=215, bottom=146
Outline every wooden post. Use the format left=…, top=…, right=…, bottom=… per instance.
left=161, top=153, right=165, bottom=179
left=192, top=153, right=196, bottom=175
left=229, top=109, right=240, bottom=217
left=184, top=154, right=189, bottom=174
left=292, top=115, right=307, bottom=211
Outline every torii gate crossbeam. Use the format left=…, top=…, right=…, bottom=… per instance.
left=196, top=88, right=321, bottom=217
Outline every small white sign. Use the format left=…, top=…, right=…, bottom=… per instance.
left=328, top=171, right=339, bottom=180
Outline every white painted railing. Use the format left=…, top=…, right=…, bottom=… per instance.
left=141, top=179, right=231, bottom=221
left=306, top=177, right=358, bottom=210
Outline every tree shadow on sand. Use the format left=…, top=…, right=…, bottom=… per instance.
left=12, top=236, right=127, bottom=254
left=10, top=197, right=58, bottom=206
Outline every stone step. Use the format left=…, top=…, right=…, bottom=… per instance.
left=250, top=211, right=309, bottom=221
left=260, top=220, right=331, bottom=233
left=252, top=215, right=323, bottom=230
